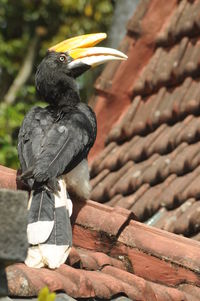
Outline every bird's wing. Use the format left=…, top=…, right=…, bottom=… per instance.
left=33, top=109, right=95, bottom=183
left=25, top=179, right=72, bottom=269
left=18, top=105, right=96, bottom=184
left=18, top=106, right=54, bottom=173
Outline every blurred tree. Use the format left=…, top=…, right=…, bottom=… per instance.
left=0, top=0, right=113, bottom=168
left=108, top=0, right=139, bottom=48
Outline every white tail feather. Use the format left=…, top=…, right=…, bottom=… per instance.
left=25, top=245, right=44, bottom=268
left=25, top=244, right=71, bottom=269
left=27, top=220, right=54, bottom=245
left=56, top=179, right=73, bottom=216
left=39, top=244, right=71, bottom=269
left=64, top=159, right=91, bottom=200
left=25, top=177, right=72, bottom=269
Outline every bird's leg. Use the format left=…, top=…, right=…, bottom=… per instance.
left=54, top=110, right=65, bottom=122
left=18, top=166, right=34, bottom=180
left=46, top=177, right=61, bottom=193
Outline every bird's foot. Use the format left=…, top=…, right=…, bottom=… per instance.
left=46, top=178, right=61, bottom=193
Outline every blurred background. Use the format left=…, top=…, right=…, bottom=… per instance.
left=0, top=0, right=138, bottom=169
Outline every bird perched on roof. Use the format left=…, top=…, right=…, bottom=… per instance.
left=18, top=33, right=127, bottom=269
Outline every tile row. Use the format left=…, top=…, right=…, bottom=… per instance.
left=107, top=166, right=200, bottom=222
left=6, top=263, right=198, bottom=301
left=91, top=113, right=200, bottom=177
left=5, top=198, right=200, bottom=301
left=157, top=0, right=200, bottom=46
left=91, top=142, right=200, bottom=203
left=147, top=198, right=200, bottom=237
left=106, top=77, right=200, bottom=146
left=133, top=39, right=200, bottom=96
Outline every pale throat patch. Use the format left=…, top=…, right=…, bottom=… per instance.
left=64, top=159, right=91, bottom=201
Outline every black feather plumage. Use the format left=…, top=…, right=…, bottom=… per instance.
left=18, top=103, right=96, bottom=186
left=18, top=50, right=97, bottom=268
left=18, top=50, right=97, bottom=188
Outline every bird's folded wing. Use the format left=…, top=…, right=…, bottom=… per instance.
left=27, top=188, right=55, bottom=245
left=18, top=106, right=96, bottom=185
left=26, top=179, right=73, bottom=269
left=18, top=106, right=53, bottom=173
left=32, top=112, right=92, bottom=183
left=26, top=204, right=72, bottom=269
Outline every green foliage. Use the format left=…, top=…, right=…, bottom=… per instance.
left=38, top=287, right=56, bottom=301
left=0, top=100, right=46, bottom=169
left=0, top=0, right=113, bottom=168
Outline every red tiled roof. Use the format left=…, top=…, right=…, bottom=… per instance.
left=6, top=263, right=200, bottom=301
left=90, top=0, right=200, bottom=241
left=3, top=0, right=200, bottom=299
left=89, top=0, right=177, bottom=160
left=1, top=165, right=200, bottom=300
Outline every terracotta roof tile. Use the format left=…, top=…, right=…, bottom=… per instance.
left=1, top=166, right=200, bottom=300
left=91, top=163, right=199, bottom=223
left=0, top=166, right=17, bottom=190
left=72, top=200, right=136, bottom=239
left=95, top=36, right=132, bottom=94
left=7, top=262, right=199, bottom=301
left=104, top=83, right=200, bottom=148
left=104, top=193, right=123, bottom=208
left=101, top=265, right=199, bottom=301
left=4, top=0, right=200, bottom=299
left=148, top=198, right=196, bottom=230
left=157, top=0, right=200, bottom=46
left=126, top=0, right=151, bottom=36
left=173, top=201, right=200, bottom=236
left=91, top=161, right=134, bottom=202
left=105, top=96, right=141, bottom=145
left=130, top=174, right=177, bottom=220
left=90, top=168, right=110, bottom=190
left=75, top=248, right=126, bottom=271
left=179, top=284, right=200, bottom=300
left=93, top=126, right=164, bottom=175
left=192, top=232, right=200, bottom=241
left=111, top=184, right=150, bottom=210
left=89, top=0, right=200, bottom=297
left=109, top=153, right=159, bottom=196
left=90, top=142, right=117, bottom=178
left=91, top=153, right=200, bottom=230
left=90, top=0, right=177, bottom=159
left=72, top=200, right=200, bottom=278
left=133, top=39, right=200, bottom=96
left=146, top=198, right=200, bottom=238
left=91, top=37, right=200, bottom=234
left=91, top=142, right=200, bottom=204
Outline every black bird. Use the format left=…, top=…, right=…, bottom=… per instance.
left=18, top=33, right=127, bottom=268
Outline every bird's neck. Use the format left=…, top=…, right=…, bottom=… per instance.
left=50, top=74, right=81, bottom=108
left=55, top=87, right=80, bottom=110
left=36, top=67, right=81, bottom=109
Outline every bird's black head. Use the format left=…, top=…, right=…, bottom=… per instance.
left=35, top=33, right=127, bottom=106
left=35, top=51, right=89, bottom=105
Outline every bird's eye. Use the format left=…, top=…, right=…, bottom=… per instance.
left=59, top=55, right=67, bottom=62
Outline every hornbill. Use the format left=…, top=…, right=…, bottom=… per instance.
left=18, top=33, right=127, bottom=269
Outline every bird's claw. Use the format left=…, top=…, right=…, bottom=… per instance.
left=47, top=178, right=60, bottom=193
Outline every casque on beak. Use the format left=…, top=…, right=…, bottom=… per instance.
left=49, top=33, right=128, bottom=70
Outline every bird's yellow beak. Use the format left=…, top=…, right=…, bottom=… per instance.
left=49, top=33, right=127, bottom=69
left=49, top=33, right=107, bottom=52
